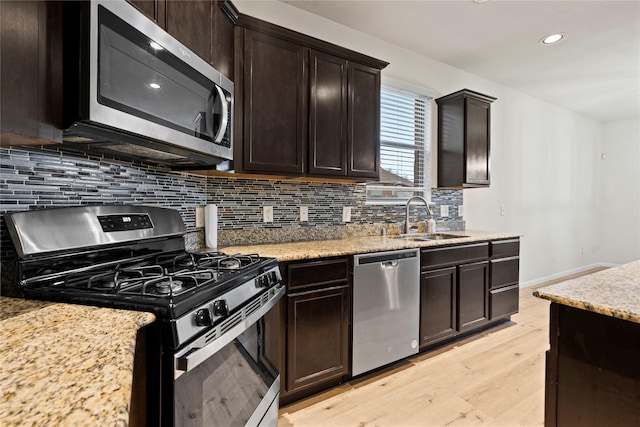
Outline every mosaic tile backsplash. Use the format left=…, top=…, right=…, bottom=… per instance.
left=0, top=147, right=463, bottom=255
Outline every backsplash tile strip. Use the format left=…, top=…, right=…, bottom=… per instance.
left=0, top=147, right=463, bottom=256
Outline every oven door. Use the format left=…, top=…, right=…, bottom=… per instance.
left=172, top=285, right=285, bottom=427
left=173, top=321, right=279, bottom=427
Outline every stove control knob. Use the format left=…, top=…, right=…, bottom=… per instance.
left=255, top=275, right=269, bottom=288
left=268, top=271, right=279, bottom=284
left=195, top=308, right=213, bottom=327
left=213, top=300, right=229, bottom=317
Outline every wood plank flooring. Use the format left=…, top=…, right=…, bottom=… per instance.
left=278, top=268, right=607, bottom=427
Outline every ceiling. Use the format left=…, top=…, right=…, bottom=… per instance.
left=281, top=0, right=640, bottom=123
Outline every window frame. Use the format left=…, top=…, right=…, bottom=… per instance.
left=366, top=77, right=435, bottom=205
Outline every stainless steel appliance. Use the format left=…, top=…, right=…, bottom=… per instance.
left=4, top=205, right=283, bottom=426
left=352, top=248, right=420, bottom=376
left=62, top=1, right=233, bottom=168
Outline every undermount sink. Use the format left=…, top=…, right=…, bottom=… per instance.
left=394, top=233, right=467, bottom=242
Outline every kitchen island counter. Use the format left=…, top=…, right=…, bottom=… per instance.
left=533, top=260, right=640, bottom=323
left=0, top=297, right=155, bottom=427
left=533, top=260, right=640, bottom=426
left=219, top=229, right=520, bottom=261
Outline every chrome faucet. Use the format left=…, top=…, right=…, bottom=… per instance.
left=404, top=196, right=433, bottom=234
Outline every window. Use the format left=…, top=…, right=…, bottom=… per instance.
left=366, top=79, right=433, bottom=204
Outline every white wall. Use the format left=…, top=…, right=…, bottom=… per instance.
left=599, top=117, right=640, bottom=264
left=235, top=1, right=636, bottom=284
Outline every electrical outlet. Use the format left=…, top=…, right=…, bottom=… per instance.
left=263, top=206, right=273, bottom=223
left=500, top=204, right=506, bottom=216
left=195, top=206, right=205, bottom=227
left=300, top=206, right=308, bottom=222
left=458, top=205, right=464, bottom=218
left=342, top=206, right=352, bottom=223
left=440, top=205, right=449, bottom=217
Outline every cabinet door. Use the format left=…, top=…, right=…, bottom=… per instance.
left=458, top=261, right=489, bottom=332
left=347, top=62, right=380, bottom=178
left=308, top=50, right=348, bottom=176
left=464, top=97, right=491, bottom=185
left=286, top=285, right=350, bottom=392
left=243, top=30, right=307, bottom=174
left=126, top=0, right=166, bottom=27
left=420, top=267, right=457, bottom=347
left=1, top=1, right=62, bottom=145
left=165, top=0, right=213, bottom=65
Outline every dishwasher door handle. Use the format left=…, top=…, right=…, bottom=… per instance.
left=381, top=260, right=399, bottom=268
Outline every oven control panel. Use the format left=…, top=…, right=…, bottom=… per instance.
left=98, top=214, right=153, bottom=232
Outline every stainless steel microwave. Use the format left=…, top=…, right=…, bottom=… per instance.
left=62, top=0, right=233, bottom=168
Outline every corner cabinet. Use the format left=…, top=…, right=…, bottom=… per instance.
left=234, top=15, right=387, bottom=180
left=435, top=89, right=496, bottom=189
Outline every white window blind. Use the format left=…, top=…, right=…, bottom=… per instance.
left=367, top=83, right=432, bottom=204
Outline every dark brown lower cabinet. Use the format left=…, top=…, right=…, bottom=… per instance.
left=545, top=303, right=640, bottom=426
left=286, top=284, right=350, bottom=392
left=458, top=261, right=489, bottom=332
left=420, top=267, right=457, bottom=346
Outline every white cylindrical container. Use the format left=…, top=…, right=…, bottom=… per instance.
left=204, top=204, right=218, bottom=249
left=426, top=217, right=436, bottom=233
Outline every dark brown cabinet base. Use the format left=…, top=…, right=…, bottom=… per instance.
left=545, top=303, right=640, bottom=426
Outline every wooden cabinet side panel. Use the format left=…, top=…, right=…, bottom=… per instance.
left=243, top=30, right=307, bottom=174
left=286, top=285, right=350, bottom=392
left=347, top=63, right=380, bottom=178
left=465, top=98, right=490, bottom=185
left=211, top=0, right=234, bottom=80
left=126, top=0, right=166, bottom=27
left=437, top=97, right=465, bottom=187
left=308, top=50, right=347, bottom=176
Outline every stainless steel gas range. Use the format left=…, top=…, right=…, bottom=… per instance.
left=4, top=205, right=284, bottom=427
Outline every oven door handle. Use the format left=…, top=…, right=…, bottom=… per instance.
left=174, top=285, right=285, bottom=377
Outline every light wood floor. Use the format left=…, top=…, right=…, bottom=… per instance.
left=278, top=268, right=607, bottom=427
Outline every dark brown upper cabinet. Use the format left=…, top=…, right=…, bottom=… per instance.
left=234, top=14, right=387, bottom=180
left=126, top=0, right=237, bottom=80
left=1, top=1, right=63, bottom=146
left=435, top=89, right=496, bottom=189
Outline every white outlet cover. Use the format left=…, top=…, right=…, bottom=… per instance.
left=300, top=206, right=308, bottom=222
left=458, top=205, right=464, bottom=218
left=440, top=205, right=449, bottom=217
left=263, top=206, right=273, bottom=223
left=195, top=206, right=205, bottom=227
left=342, top=206, right=352, bottom=222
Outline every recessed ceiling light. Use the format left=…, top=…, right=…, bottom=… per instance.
left=541, top=33, right=564, bottom=45
left=473, top=0, right=489, bottom=3
left=149, top=83, right=161, bottom=89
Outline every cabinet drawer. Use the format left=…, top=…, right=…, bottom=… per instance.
left=489, top=284, right=519, bottom=320
left=421, top=243, right=489, bottom=269
left=490, top=239, right=520, bottom=258
left=287, top=258, right=349, bottom=290
left=490, top=257, right=520, bottom=289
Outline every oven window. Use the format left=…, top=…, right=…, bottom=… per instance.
left=174, top=331, right=277, bottom=426
left=97, top=5, right=228, bottom=143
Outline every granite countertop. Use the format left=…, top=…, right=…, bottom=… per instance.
left=218, top=230, right=520, bottom=262
left=533, top=260, right=640, bottom=323
left=0, top=297, right=155, bottom=426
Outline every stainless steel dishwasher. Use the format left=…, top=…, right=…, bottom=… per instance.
left=352, top=248, right=420, bottom=376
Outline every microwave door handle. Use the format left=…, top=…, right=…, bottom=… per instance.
left=213, top=86, right=228, bottom=144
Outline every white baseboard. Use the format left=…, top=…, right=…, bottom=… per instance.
left=520, top=262, right=619, bottom=288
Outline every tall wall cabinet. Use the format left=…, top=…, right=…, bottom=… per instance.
left=436, top=89, right=496, bottom=189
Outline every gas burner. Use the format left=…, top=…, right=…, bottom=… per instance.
left=219, top=258, right=241, bottom=270
left=155, top=279, right=184, bottom=295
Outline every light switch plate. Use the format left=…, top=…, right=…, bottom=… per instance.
left=440, top=205, right=449, bottom=217
left=195, top=206, right=205, bottom=227
left=342, top=206, right=352, bottom=223
left=300, top=206, right=308, bottom=222
left=263, top=206, right=273, bottom=223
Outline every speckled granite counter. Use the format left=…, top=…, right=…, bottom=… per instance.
left=218, top=230, right=521, bottom=262
left=0, top=297, right=155, bottom=426
left=533, top=260, right=640, bottom=323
